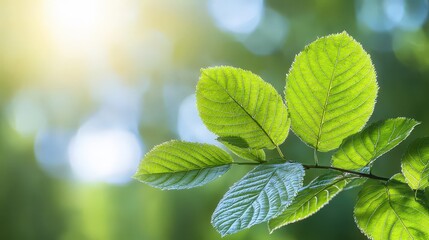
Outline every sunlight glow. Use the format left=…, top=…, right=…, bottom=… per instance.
left=208, top=0, right=264, bottom=34
left=35, top=128, right=72, bottom=178
left=42, top=0, right=134, bottom=55
left=240, top=8, right=288, bottom=55
left=68, top=126, right=142, bottom=184
left=356, top=0, right=429, bottom=32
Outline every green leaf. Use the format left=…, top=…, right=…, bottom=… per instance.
left=285, top=31, right=378, bottom=152
left=217, top=136, right=250, bottom=148
left=344, top=177, right=367, bottom=190
left=196, top=66, right=291, bottom=150
left=211, top=162, right=304, bottom=236
left=269, top=173, right=350, bottom=232
left=354, top=176, right=429, bottom=240
left=218, top=139, right=265, bottom=162
left=133, top=140, right=232, bottom=190
left=402, top=137, right=429, bottom=190
left=341, top=166, right=370, bottom=190
left=332, top=118, right=419, bottom=170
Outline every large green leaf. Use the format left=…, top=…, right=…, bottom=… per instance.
left=332, top=118, right=419, bottom=170
left=402, top=137, right=429, bottom=190
left=354, top=175, right=429, bottom=240
left=211, top=162, right=304, bottom=236
left=269, top=173, right=350, bottom=232
left=133, top=141, right=232, bottom=190
left=285, top=31, right=378, bottom=152
left=196, top=66, right=290, bottom=150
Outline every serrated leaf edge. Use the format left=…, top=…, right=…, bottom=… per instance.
left=268, top=175, right=351, bottom=233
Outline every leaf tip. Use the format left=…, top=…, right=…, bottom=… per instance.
left=131, top=172, right=139, bottom=180
left=267, top=223, right=278, bottom=234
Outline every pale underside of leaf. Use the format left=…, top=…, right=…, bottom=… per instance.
left=285, top=31, right=378, bottom=152
left=354, top=178, right=429, bottom=240
left=134, top=140, right=232, bottom=190
left=269, top=173, right=350, bottom=232
left=197, top=66, right=290, bottom=150
left=211, top=163, right=304, bottom=236
left=401, top=137, right=429, bottom=190
left=332, top=118, right=419, bottom=170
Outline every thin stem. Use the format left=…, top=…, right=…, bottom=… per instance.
left=276, top=145, right=285, bottom=160
left=313, top=149, right=319, bottom=166
left=233, top=159, right=389, bottom=181
left=303, top=164, right=389, bottom=181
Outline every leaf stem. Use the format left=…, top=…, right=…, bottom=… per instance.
left=234, top=157, right=389, bottom=181
left=313, top=149, right=319, bottom=166
left=276, top=145, right=285, bottom=160
left=303, top=164, right=389, bottom=181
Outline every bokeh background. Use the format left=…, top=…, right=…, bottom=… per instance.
left=1, top=0, right=429, bottom=239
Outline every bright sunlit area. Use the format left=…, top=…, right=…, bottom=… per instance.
left=1, top=0, right=429, bottom=239
left=42, top=0, right=136, bottom=56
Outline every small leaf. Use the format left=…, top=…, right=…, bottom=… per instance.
left=344, top=177, right=367, bottom=190
left=197, top=66, right=291, bottom=150
left=354, top=176, right=429, bottom=240
left=332, top=118, right=419, bottom=170
left=134, top=141, right=232, bottom=190
left=211, top=162, right=304, bottom=236
left=343, top=166, right=370, bottom=190
left=219, top=139, right=265, bottom=162
left=402, top=137, right=429, bottom=190
left=217, top=136, right=250, bottom=148
left=286, top=31, right=378, bottom=152
left=269, top=173, right=350, bottom=232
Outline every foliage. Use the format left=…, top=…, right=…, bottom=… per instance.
left=401, top=137, right=429, bottom=190
left=285, top=32, right=377, bottom=152
left=134, top=32, right=429, bottom=239
left=134, top=141, right=232, bottom=190
left=354, top=174, right=429, bottom=239
left=268, top=172, right=352, bottom=232
left=332, top=118, right=419, bottom=170
left=212, top=162, right=304, bottom=236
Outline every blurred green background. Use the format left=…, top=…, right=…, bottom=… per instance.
left=1, top=0, right=429, bottom=239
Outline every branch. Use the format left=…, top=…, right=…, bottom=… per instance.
left=234, top=153, right=390, bottom=181
left=303, top=164, right=389, bottom=181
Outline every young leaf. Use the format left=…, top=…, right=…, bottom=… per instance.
left=211, top=162, right=304, bottom=236
left=341, top=166, right=370, bottom=190
left=401, top=137, right=429, bottom=190
left=343, top=177, right=367, bottom=190
left=354, top=175, right=429, bottom=240
left=196, top=66, right=291, bottom=150
left=285, top=31, right=378, bottom=152
left=133, top=140, right=232, bottom=190
left=332, top=118, right=419, bottom=170
left=219, top=139, right=266, bottom=162
left=269, top=173, right=350, bottom=232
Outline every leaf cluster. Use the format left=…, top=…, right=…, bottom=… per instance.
left=134, top=32, right=429, bottom=239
